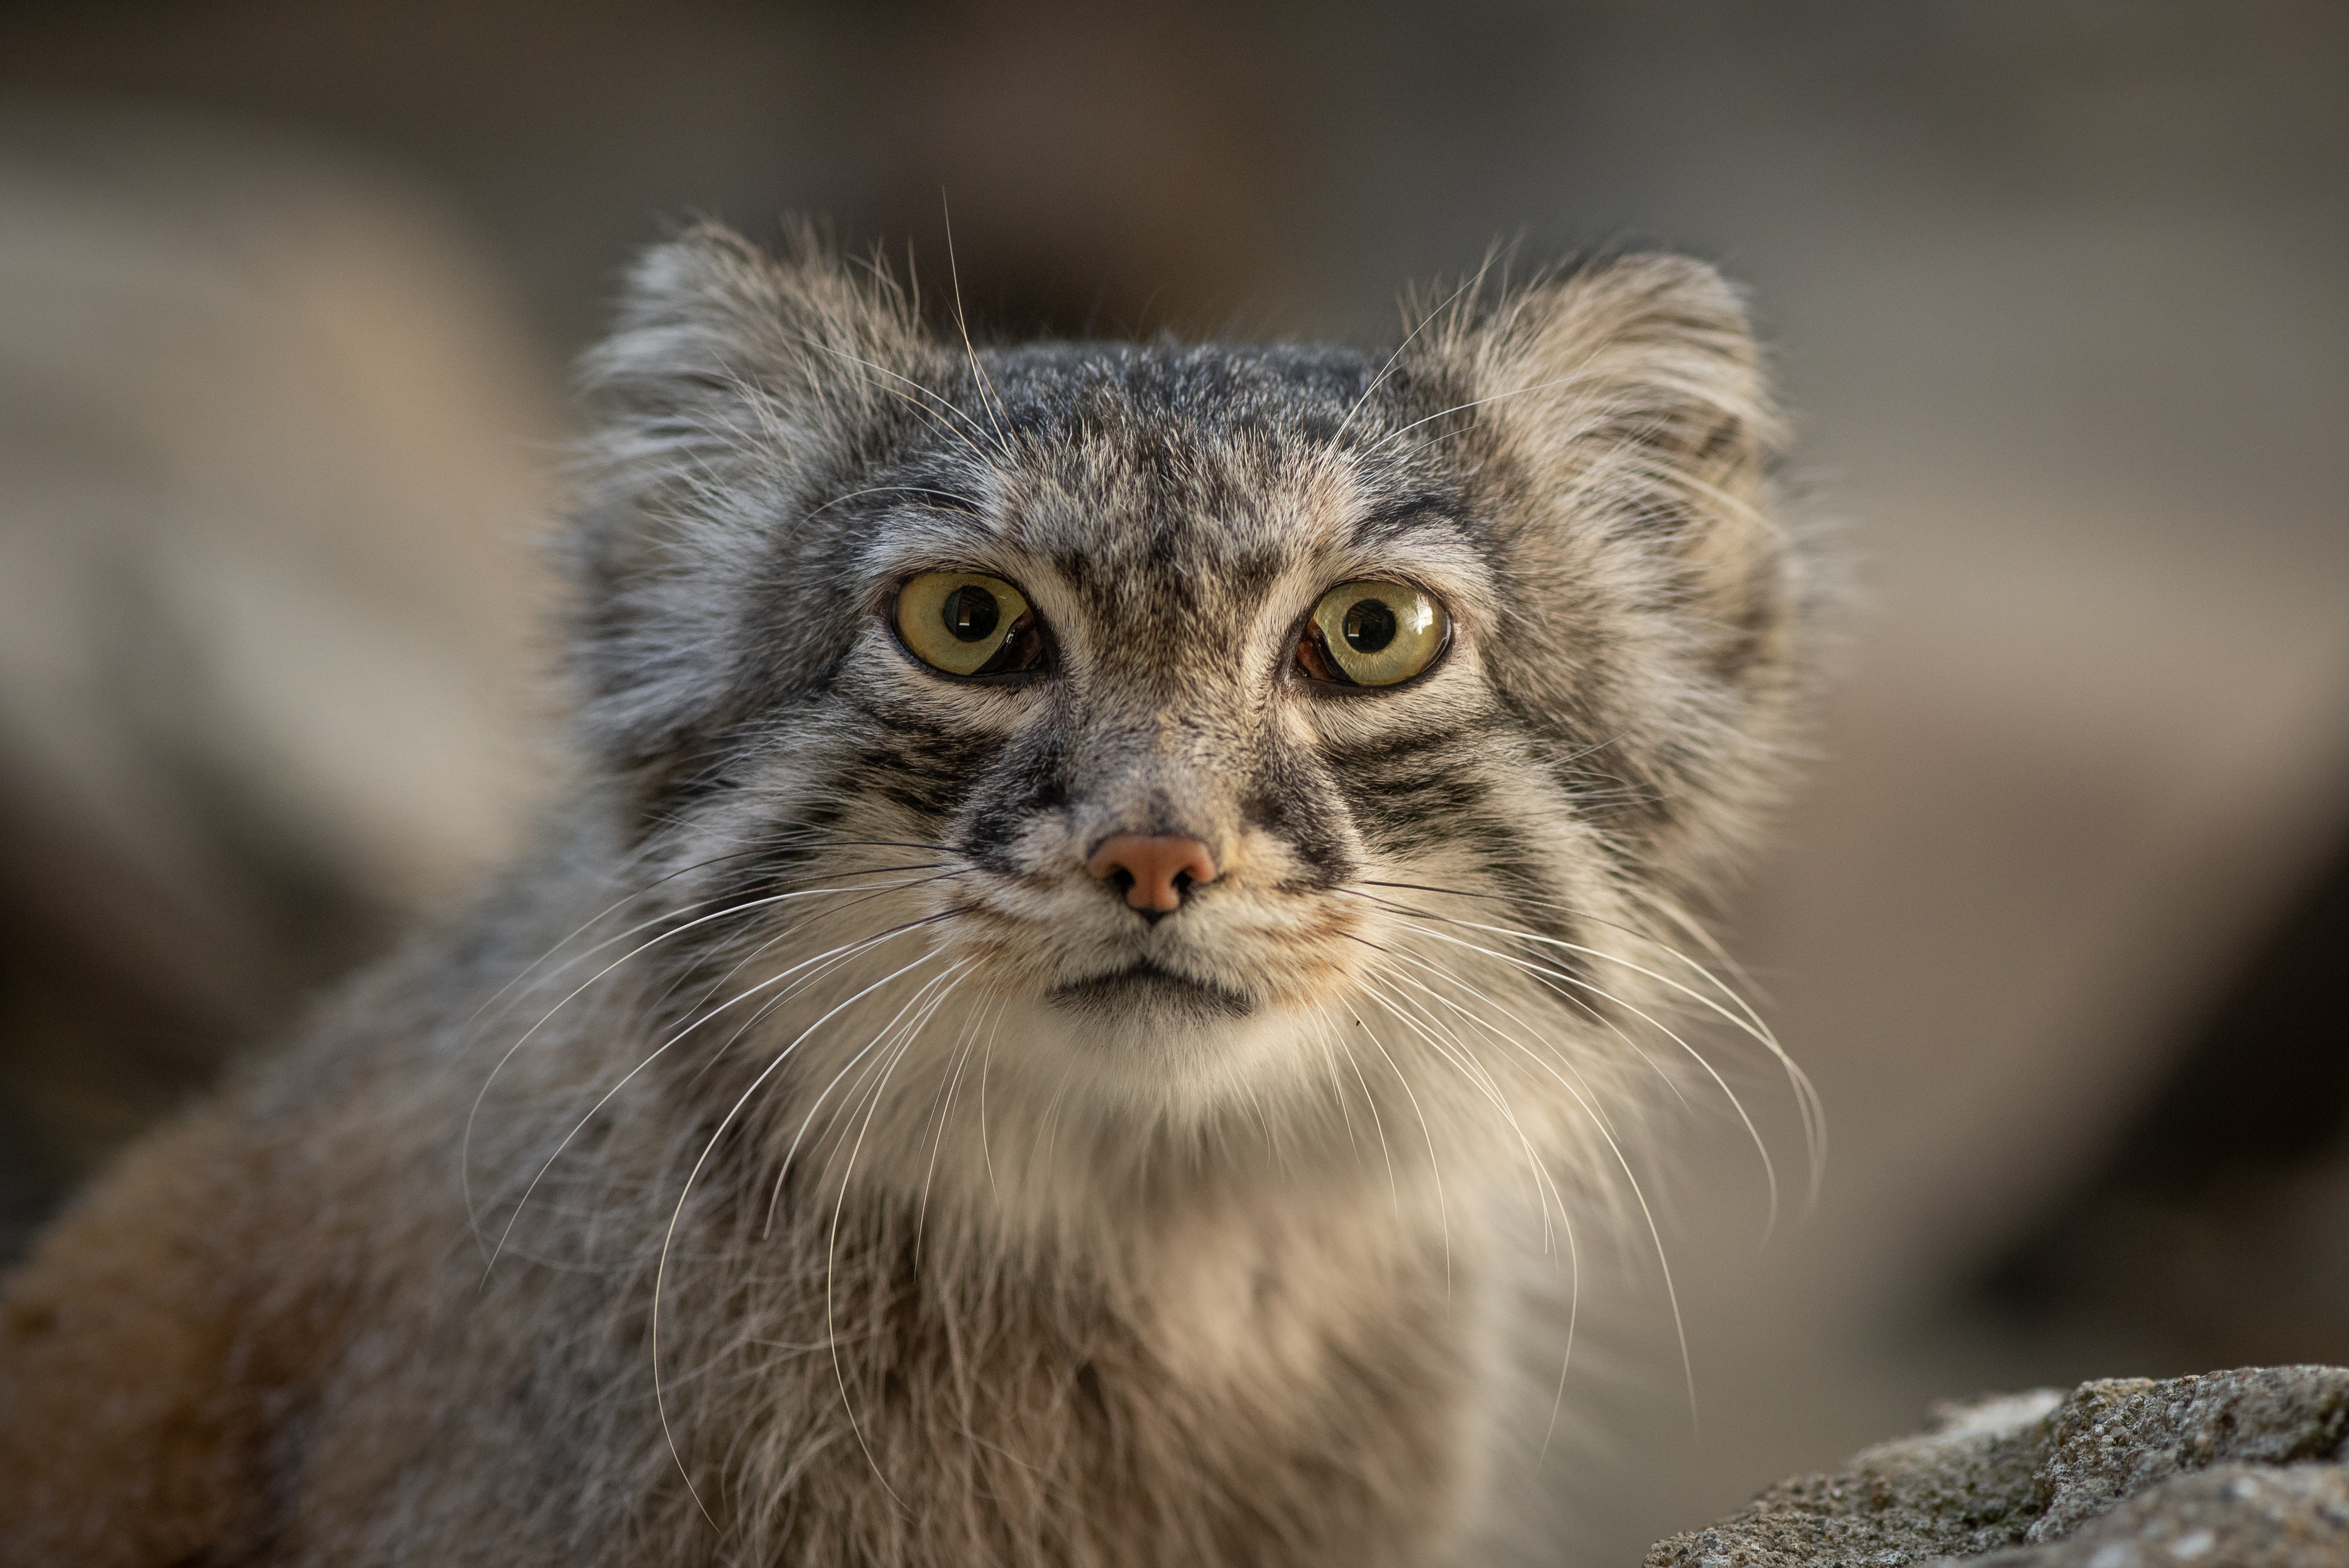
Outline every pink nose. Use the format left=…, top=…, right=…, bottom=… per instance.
left=1087, top=834, right=1218, bottom=914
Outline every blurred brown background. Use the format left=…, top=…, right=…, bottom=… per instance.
left=2, top=2, right=2345, bottom=1560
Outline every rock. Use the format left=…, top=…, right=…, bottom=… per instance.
left=1643, top=1366, right=2349, bottom=1568
left=2023, top=1365, right=2349, bottom=1545
left=1954, top=1463, right=2349, bottom=1568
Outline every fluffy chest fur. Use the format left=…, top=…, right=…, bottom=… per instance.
left=0, top=225, right=1813, bottom=1567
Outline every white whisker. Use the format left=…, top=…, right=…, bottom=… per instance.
left=1380, top=915, right=1782, bottom=1243
left=1332, top=1026, right=1402, bottom=1220
left=939, top=192, right=1016, bottom=460
left=650, top=947, right=951, bottom=1522
left=1355, top=971, right=1563, bottom=1255
left=1350, top=892, right=1795, bottom=1239
left=1356, top=880, right=1823, bottom=1197
left=772, top=958, right=974, bottom=1230
left=1332, top=267, right=1485, bottom=445
left=1365, top=368, right=1605, bottom=455
left=464, top=873, right=954, bottom=1256
left=483, top=911, right=953, bottom=1278
left=1350, top=1007, right=1451, bottom=1299
left=823, top=961, right=974, bottom=1510
left=914, top=986, right=997, bottom=1256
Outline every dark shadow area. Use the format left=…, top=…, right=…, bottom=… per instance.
left=1974, top=811, right=2349, bottom=1370
left=0, top=755, right=393, bottom=1263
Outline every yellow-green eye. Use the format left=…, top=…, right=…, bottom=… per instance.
left=1297, top=580, right=1449, bottom=688
left=894, top=571, right=1045, bottom=677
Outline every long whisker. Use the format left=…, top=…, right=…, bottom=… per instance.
left=1357, top=963, right=1589, bottom=1452
left=462, top=871, right=960, bottom=1254
left=1376, top=913, right=1782, bottom=1246
left=468, top=831, right=959, bottom=1048
left=460, top=831, right=951, bottom=1049
left=1030, top=1060, right=1084, bottom=1197
left=1330, top=1023, right=1400, bottom=1219
left=1360, top=975, right=1529, bottom=1158
left=458, top=842, right=783, bottom=1035
left=940, top=192, right=1015, bottom=459
left=1360, top=962, right=1575, bottom=1235
left=1361, top=947, right=1696, bottom=1433
left=771, top=958, right=972, bottom=1235
left=483, top=911, right=955, bottom=1278
left=1365, top=369, right=1605, bottom=455
left=668, top=874, right=974, bottom=1081
left=976, top=999, right=1005, bottom=1203
left=516, top=860, right=960, bottom=1033
left=1356, top=878, right=1823, bottom=1190
left=1345, top=924, right=1632, bottom=1143
left=916, top=988, right=1000, bottom=1256
left=1356, top=973, right=1560, bottom=1254
left=649, top=946, right=948, bottom=1527
left=823, top=962, right=974, bottom=1509
left=1641, top=894, right=1826, bottom=1195
left=1421, top=907, right=1790, bottom=1147
left=1542, top=1177, right=1581, bottom=1462
left=1348, top=888, right=1803, bottom=1222
left=1331, top=268, right=1486, bottom=446
left=1358, top=879, right=1775, bottom=1046
left=1349, top=1003, right=1450, bottom=1298
left=1307, top=1009, right=1362, bottom=1166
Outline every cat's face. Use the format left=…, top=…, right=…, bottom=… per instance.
left=569, top=227, right=1806, bottom=1192
left=824, top=358, right=1537, bottom=1114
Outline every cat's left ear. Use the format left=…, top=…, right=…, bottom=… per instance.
left=1414, top=254, right=1809, bottom=880
left=1416, top=252, right=1796, bottom=684
left=1426, top=253, right=1777, bottom=564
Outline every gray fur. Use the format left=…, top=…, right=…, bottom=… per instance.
left=0, top=222, right=1816, bottom=1566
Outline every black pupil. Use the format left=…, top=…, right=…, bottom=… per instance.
left=1342, top=596, right=1398, bottom=653
left=942, top=584, right=1001, bottom=643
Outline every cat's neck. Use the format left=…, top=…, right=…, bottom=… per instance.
left=738, top=1026, right=1475, bottom=1281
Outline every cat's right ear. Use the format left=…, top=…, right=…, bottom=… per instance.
left=567, top=224, right=930, bottom=824
left=581, top=221, right=927, bottom=442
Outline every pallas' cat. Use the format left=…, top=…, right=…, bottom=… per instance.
left=0, top=225, right=1814, bottom=1566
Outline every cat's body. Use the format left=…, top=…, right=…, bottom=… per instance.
left=0, top=228, right=1812, bottom=1566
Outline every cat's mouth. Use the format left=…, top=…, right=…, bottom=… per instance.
left=1047, top=959, right=1254, bottom=1022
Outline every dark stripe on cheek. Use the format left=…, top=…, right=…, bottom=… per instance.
left=844, top=702, right=1007, bottom=825
left=959, top=731, right=1070, bottom=871
left=1475, top=834, right=1581, bottom=943
left=1318, top=728, right=1496, bottom=859
left=1344, top=775, right=1494, bottom=859
left=1240, top=746, right=1360, bottom=890
left=1320, top=720, right=1476, bottom=769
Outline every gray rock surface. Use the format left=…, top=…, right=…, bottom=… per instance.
left=1957, top=1464, right=2349, bottom=1568
left=1645, top=1367, right=2349, bottom=1568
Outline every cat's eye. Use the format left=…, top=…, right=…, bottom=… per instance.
left=1295, top=580, right=1449, bottom=688
left=894, top=571, right=1047, bottom=678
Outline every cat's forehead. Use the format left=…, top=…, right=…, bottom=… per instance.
left=983, top=339, right=1377, bottom=428
left=892, top=341, right=1470, bottom=585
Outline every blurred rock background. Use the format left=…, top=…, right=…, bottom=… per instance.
left=0, top=2, right=2343, bottom=1561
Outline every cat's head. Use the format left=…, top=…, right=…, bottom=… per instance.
left=565, top=224, right=1811, bottom=1214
